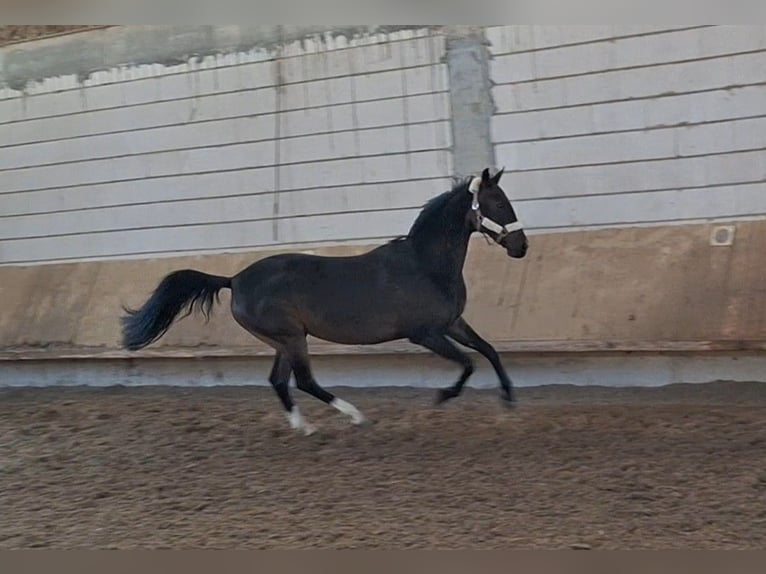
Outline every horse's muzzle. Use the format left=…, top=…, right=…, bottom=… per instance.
left=505, top=238, right=528, bottom=259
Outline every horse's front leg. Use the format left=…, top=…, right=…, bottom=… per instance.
left=446, top=317, right=516, bottom=406
left=409, top=330, right=475, bottom=405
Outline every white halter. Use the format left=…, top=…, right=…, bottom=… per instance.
left=469, top=176, right=524, bottom=240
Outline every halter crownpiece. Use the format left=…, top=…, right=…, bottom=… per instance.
left=467, top=174, right=524, bottom=239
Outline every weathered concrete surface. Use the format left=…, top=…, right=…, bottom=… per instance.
left=2, top=220, right=766, bottom=361
left=0, top=26, right=106, bottom=47
left=0, top=25, right=436, bottom=90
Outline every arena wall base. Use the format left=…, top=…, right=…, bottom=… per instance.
left=2, top=352, right=765, bottom=390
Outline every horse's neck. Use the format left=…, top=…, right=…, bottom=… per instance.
left=412, top=192, right=473, bottom=283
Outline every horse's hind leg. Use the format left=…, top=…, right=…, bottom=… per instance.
left=268, top=352, right=316, bottom=436
left=282, top=336, right=367, bottom=426
left=232, top=294, right=364, bottom=432
left=231, top=307, right=315, bottom=435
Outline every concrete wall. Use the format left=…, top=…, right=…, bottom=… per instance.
left=3, top=221, right=766, bottom=361
left=487, top=25, right=766, bottom=231
left=2, top=25, right=766, bottom=388
left=3, top=25, right=765, bottom=265
left=0, top=26, right=453, bottom=265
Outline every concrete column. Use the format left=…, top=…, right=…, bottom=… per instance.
left=444, top=25, right=495, bottom=178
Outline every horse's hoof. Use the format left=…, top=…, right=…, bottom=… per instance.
left=352, top=414, right=370, bottom=427
left=434, top=388, right=456, bottom=406
left=500, top=393, right=517, bottom=409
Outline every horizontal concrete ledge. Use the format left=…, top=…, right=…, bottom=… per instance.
left=2, top=339, right=766, bottom=362
left=3, top=352, right=766, bottom=389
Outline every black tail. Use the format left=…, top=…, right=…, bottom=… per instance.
left=120, top=269, right=231, bottom=351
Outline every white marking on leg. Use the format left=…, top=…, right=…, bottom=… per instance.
left=331, top=398, right=366, bottom=425
left=286, top=406, right=316, bottom=436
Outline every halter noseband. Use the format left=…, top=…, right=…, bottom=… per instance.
left=469, top=176, right=524, bottom=242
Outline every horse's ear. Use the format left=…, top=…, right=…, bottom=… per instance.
left=491, top=167, right=505, bottom=184
left=481, top=167, right=491, bottom=185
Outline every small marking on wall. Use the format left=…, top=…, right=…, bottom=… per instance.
left=710, top=225, right=736, bottom=246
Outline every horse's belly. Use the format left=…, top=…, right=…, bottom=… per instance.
left=303, top=308, right=404, bottom=345
left=302, top=295, right=454, bottom=345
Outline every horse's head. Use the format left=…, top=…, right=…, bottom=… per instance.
left=469, top=168, right=528, bottom=259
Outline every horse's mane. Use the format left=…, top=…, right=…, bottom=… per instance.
left=388, top=177, right=472, bottom=243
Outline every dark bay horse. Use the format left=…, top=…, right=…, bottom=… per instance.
left=121, top=168, right=529, bottom=435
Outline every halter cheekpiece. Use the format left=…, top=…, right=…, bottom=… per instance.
left=468, top=176, right=524, bottom=242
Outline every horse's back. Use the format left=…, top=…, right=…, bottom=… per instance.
left=227, top=243, right=454, bottom=344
